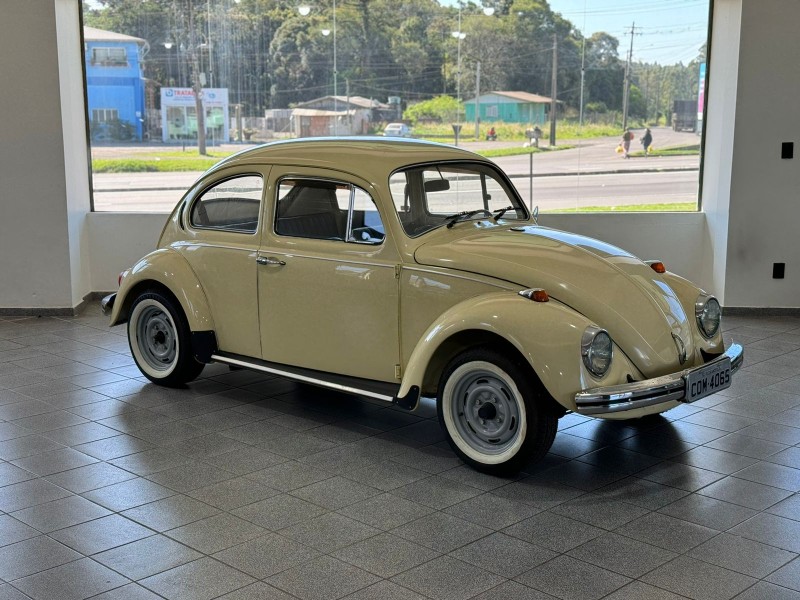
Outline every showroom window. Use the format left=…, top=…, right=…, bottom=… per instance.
left=81, top=0, right=710, bottom=214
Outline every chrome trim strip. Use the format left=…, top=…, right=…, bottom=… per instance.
left=210, top=354, right=396, bottom=402
left=403, top=266, right=515, bottom=290
left=574, top=343, right=743, bottom=416
left=259, top=252, right=394, bottom=269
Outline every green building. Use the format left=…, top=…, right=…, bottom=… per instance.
left=464, top=91, right=552, bottom=124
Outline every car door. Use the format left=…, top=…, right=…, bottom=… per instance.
left=173, top=167, right=268, bottom=359
left=258, top=168, right=400, bottom=382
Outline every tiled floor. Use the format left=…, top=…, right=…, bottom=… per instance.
left=0, top=306, right=799, bottom=600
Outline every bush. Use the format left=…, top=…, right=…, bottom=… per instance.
left=404, top=96, right=462, bottom=124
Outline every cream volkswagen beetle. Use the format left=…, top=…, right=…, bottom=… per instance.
left=103, top=138, right=743, bottom=474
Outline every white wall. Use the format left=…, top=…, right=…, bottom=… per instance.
left=0, top=0, right=77, bottom=309
left=719, top=0, right=800, bottom=308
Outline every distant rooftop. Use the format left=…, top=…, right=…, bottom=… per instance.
left=465, top=91, right=554, bottom=104
left=83, top=26, right=146, bottom=44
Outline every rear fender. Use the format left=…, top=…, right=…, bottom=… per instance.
left=108, top=248, right=215, bottom=333
left=398, top=292, right=638, bottom=411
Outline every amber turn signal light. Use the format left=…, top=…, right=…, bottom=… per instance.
left=648, top=261, right=666, bottom=274
left=519, top=288, right=549, bottom=302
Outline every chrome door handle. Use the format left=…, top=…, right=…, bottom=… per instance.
left=256, top=256, right=286, bottom=266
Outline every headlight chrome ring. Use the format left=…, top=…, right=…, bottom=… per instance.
left=695, top=294, right=721, bottom=339
left=581, top=326, right=613, bottom=378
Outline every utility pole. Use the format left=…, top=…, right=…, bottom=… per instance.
left=189, top=3, right=206, bottom=155
left=579, top=35, right=586, bottom=128
left=621, top=21, right=640, bottom=130
left=474, top=61, right=481, bottom=140
left=549, top=33, right=557, bottom=147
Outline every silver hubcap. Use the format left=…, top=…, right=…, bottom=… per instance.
left=136, top=306, right=176, bottom=371
left=450, top=369, right=521, bottom=455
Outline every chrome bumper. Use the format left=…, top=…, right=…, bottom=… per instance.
left=100, top=293, right=116, bottom=316
left=574, top=343, right=743, bottom=416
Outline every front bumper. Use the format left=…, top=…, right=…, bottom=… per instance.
left=100, top=293, right=116, bottom=316
left=574, top=343, right=743, bottom=416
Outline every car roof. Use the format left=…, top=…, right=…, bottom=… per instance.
left=210, top=137, right=487, bottom=180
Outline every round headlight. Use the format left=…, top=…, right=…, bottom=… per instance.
left=695, top=295, right=721, bottom=339
left=581, top=326, right=613, bottom=378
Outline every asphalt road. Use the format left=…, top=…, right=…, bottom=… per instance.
left=91, top=126, right=701, bottom=212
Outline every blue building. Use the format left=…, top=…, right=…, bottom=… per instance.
left=84, top=26, right=147, bottom=141
left=464, top=91, right=553, bottom=125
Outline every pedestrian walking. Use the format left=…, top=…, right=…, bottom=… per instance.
left=621, top=128, right=634, bottom=158
left=641, top=128, right=653, bottom=156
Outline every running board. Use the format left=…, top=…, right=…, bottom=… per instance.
left=211, top=352, right=403, bottom=404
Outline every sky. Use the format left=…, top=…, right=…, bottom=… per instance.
left=443, top=0, right=709, bottom=65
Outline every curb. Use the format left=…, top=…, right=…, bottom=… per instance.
left=505, top=166, right=699, bottom=179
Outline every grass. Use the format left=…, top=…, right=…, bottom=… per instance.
left=476, top=145, right=574, bottom=158
left=544, top=202, right=697, bottom=213
left=92, top=156, right=225, bottom=173
left=412, top=121, right=621, bottom=141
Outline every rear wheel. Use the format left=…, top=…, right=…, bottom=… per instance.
left=127, top=291, right=204, bottom=387
left=437, top=349, right=557, bottom=475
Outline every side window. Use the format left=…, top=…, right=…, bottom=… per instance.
left=190, top=175, right=263, bottom=233
left=275, top=178, right=384, bottom=244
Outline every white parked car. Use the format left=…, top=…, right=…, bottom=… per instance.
left=382, top=123, right=412, bottom=137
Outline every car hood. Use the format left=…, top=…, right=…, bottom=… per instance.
left=414, top=225, right=694, bottom=377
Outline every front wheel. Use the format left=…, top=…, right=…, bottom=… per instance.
left=437, top=349, right=557, bottom=475
left=127, top=291, right=204, bottom=387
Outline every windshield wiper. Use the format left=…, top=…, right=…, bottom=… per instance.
left=445, top=209, right=494, bottom=229
left=493, top=206, right=515, bottom=219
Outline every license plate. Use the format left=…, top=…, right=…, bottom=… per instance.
left=684, top=358, right=732, bottom=403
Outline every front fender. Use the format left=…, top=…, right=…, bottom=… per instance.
left=398, top=292, right=641, bottom=411
left=108, top=248, right=215, bottom=333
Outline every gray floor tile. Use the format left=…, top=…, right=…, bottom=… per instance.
left=443, top=492, right=540, bottom=529
left=641, top=555, right=757, bottom=600
left=469, top=580, right=559, bottom=600
left=392, top=555, right=504, bottom=600
left=550, top=492, right=651, bottom=530
left=491, top=476, right=585, bottom=509
left=10, top=447, right=97, bottom=477
left=11, top=495, right=110, bottom=533
left=166, top=513, right=266, bottom=554
left=659, top=493, right=758, bottom=530
left=43, top=461, right=136, bottom=494
left=41, top=421, right=120, bottom=446
left=639, top=460, right=727, bottom=492
left=0, top=515, right=39, bottom=547
left=698, top=475, right=793, bottom=509
left=731, top=513, right=800, bottom=552
left=333, top=532, right=439, bottom=578
left=517, top=554, right=631, bottom=600
left=337, top=493, right=435, bottom=530
left=767, top=447, right=800, bottom=470
left=601, top=580, right=694, bottom=599
left=343, top=461, right=430, bottom=492
left=121, top=494, right=219, bottom=532
left=49, top=513, right=153, bottom=555
left=0, top=479, right=72, bottom=513
left=733, top=581, right=800, bottom=600
left=186, top=476, right=280, bottom=511
left=503, top=511, right=604, bottom=553
left=0, top=536, right=82, bottom=581
left=109, top=448, right=193, bottom=476
left=139, top=557, right=255, bottom=600
left=212, top=532, right=320, bottom=579
left=0, top=434, right=64, bottom=461
left=568, top=531, right=677, bottom=579
left=81, top=477, right=175, bottom=512
left=767, top=557, right=800, bottom=592
left=616, top=512, right=719, bottom=553
left=203, top=446, right=287, bottom=475
left=594, top=475, right=690, bottom=510
left=72, top=434, right=155, bottom=461
left=689, top=532, right=797, bottom=578
left=706, top=432, right=789, bottom=459
left=733, top=462, right=800, bottom=492
left=290, top=476, right=379, bottom=510
left=674, top=445, right=759, bottom=474
left=342, top=580, right=430, bottom=600
left=93, top=534, right=203, bottom=580
left=232, top=494, right=327, bottom=531
left=215, top=582, right=299, bottom=600
left=12, top=557, right=129, bottom=600
left=88, top=583, right=164, bottom=600
left=245, top=461, right=332, bottom=492
left=393, top=511, right=492, bottom=553
left=279, top=512, right=379, bottom=553
left=267, top=555, right=380, bottom=600
left=450, top=531, right=556, bottom=578
left=767, top=494, right=800, bottom=521
left=145, top=461, right=236, bottom=493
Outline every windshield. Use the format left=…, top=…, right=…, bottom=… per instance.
left=389, top=162, right=528, bottom=237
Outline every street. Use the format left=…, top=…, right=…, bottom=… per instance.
left=91, top=126, right=701, bottom=212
